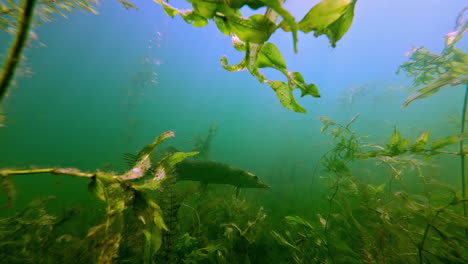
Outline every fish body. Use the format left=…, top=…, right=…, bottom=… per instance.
left=123, top=153, right=269, bottom=189
left=175, top=159, right=269, bottom=189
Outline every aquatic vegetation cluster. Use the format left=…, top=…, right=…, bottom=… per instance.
left=0, top=128, right=272, bottom=263
left=151, top=0, right=357, bottom=113
left=271, top=116, right=468, bottom=263
left=397, top=7, right=468, bottom=108
left=0, top=1, right=467, bottom=263
left=0, top=0, right=358, bottom=113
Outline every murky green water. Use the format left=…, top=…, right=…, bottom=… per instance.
left=0, top=0, right=467, bottom=263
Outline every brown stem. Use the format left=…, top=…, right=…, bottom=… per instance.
left=0, top=168, right=94, bottom=178
left=0, top=0, right=37, bottom=103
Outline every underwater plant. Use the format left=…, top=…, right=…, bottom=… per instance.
left=152, top=0, right=358, bottom=113
left=398, top=7, right=467, bottom=108
left=0, top=131, right=202, bottom=264
left=124, top=150, right=270, bottom=190
left=272, top=115, right=468, bottom=264
left=0, top=0, right=105, bottom=101
left=0, top=0, right=359, bottom=113
left=173, top=188, right=269, bottom=264
left=398, top=7, right=468, bottom=233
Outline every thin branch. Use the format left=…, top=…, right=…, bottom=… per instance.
left=461, top=84, right=468, bottom=239
left=0, top=167, right=94, bottom=178
left=0, top=0, right=37, bottom=102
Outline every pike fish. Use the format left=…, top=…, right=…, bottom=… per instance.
left=124, top=153, right=270, bottom=189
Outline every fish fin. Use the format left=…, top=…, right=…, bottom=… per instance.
left=123, top=152, right=155, bottom=176
left=123, top=153, right=137, bottom=167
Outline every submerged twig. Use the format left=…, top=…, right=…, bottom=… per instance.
left=0, top=0, right=37, bottom=102
left=0, top=168, right=94, bottom=178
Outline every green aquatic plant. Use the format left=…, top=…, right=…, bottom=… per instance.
left=152, top=0, right=358, bottom=113
left=0, top=0, right=131, bottom=103
left=0, top=0, right=99, bottom=31
left=0, top=0, right=37, bottom=103
left=0, top=196, right=88, bottom=263
left=272, top=116, right=468, bottom=264
left=154, top=175, right=181, bottom=264
left=398, top=7, right=468, bottom=231
left=1, top=0, right=358, bottom=112
left=174, top=189, right=268, bottom=263
left=320, top=115, right=467, bottom=181
left=0, top=131, right=197, bottom=264
left=124, top=148, right=270, bottom=191
left=398, top=7, right=467, bottom=108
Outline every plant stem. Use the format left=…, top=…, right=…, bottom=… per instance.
left=461, top=84, right=468, bottom=238
left=0, top=167, right=94, bottom=178
left=418, top=211, right=440, bottom=264
left=0, top=0, right=37, bottom=103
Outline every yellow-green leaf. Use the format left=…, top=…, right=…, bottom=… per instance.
left=288, top=71, right=320, bottom=97
left=227, top=14, right=276, bottom=44
left=191, top=0, right=219, bottom=19
left=267, top=80, right=306, bottom=113
left=298, top=0, right=356, bottom=47
left=411, top=130, right=430, bottom=152
left=255, top=42, right=286, bottom=69
left=181, top=10, right=209, bottom=27
left=431, top=133, right=465, bottom=150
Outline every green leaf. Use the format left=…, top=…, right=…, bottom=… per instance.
left=267, top=80, right=306, bottom=113
left=299, top=0, right=351, bottom=33
left=411, top=130, right=430, bottom=152
left=319, top=116, right=334, bottom=133
left=386, top=127, right=410, bottom=155
left=191, top=0, right=220, bottom=19
left=214, top=15, right=230, bottom=35
left=285, top=215, right=314, bottom=230
left=227, top=14, right=277, bottom=44
left=181, top=10, right=209, bottom=27
left=389, top=127, right=401, bottom=146
left=141, top=202, right=166, bottom=263
left=271, top=231, right=298, bottom=250
left=255, top=42, right=287, bottom=69
left=319, top=116, right=332, bottom=124
left=117, top=0, right=138, bottom=10
left=246, top=0, right=265, bottom=9
left=431, top=133, right=465, bottom=150
left=122, top=131, right=175, bottom=180
left=260, top=0, right=298, bottom=52
left=88, top=175, right=106, bottom=201
left=324, top=0, right=356, bottom=47
left=375, top=183, right=386, bottom=193
left=298, top=0, right=356, bottom=47
left=131, top=192, right=167, bottom=263
left=403, top=73, right=467, bottom=108
left=287, top=71, right=320, bottom=97
left=153, top=0, right=180, bottom=17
